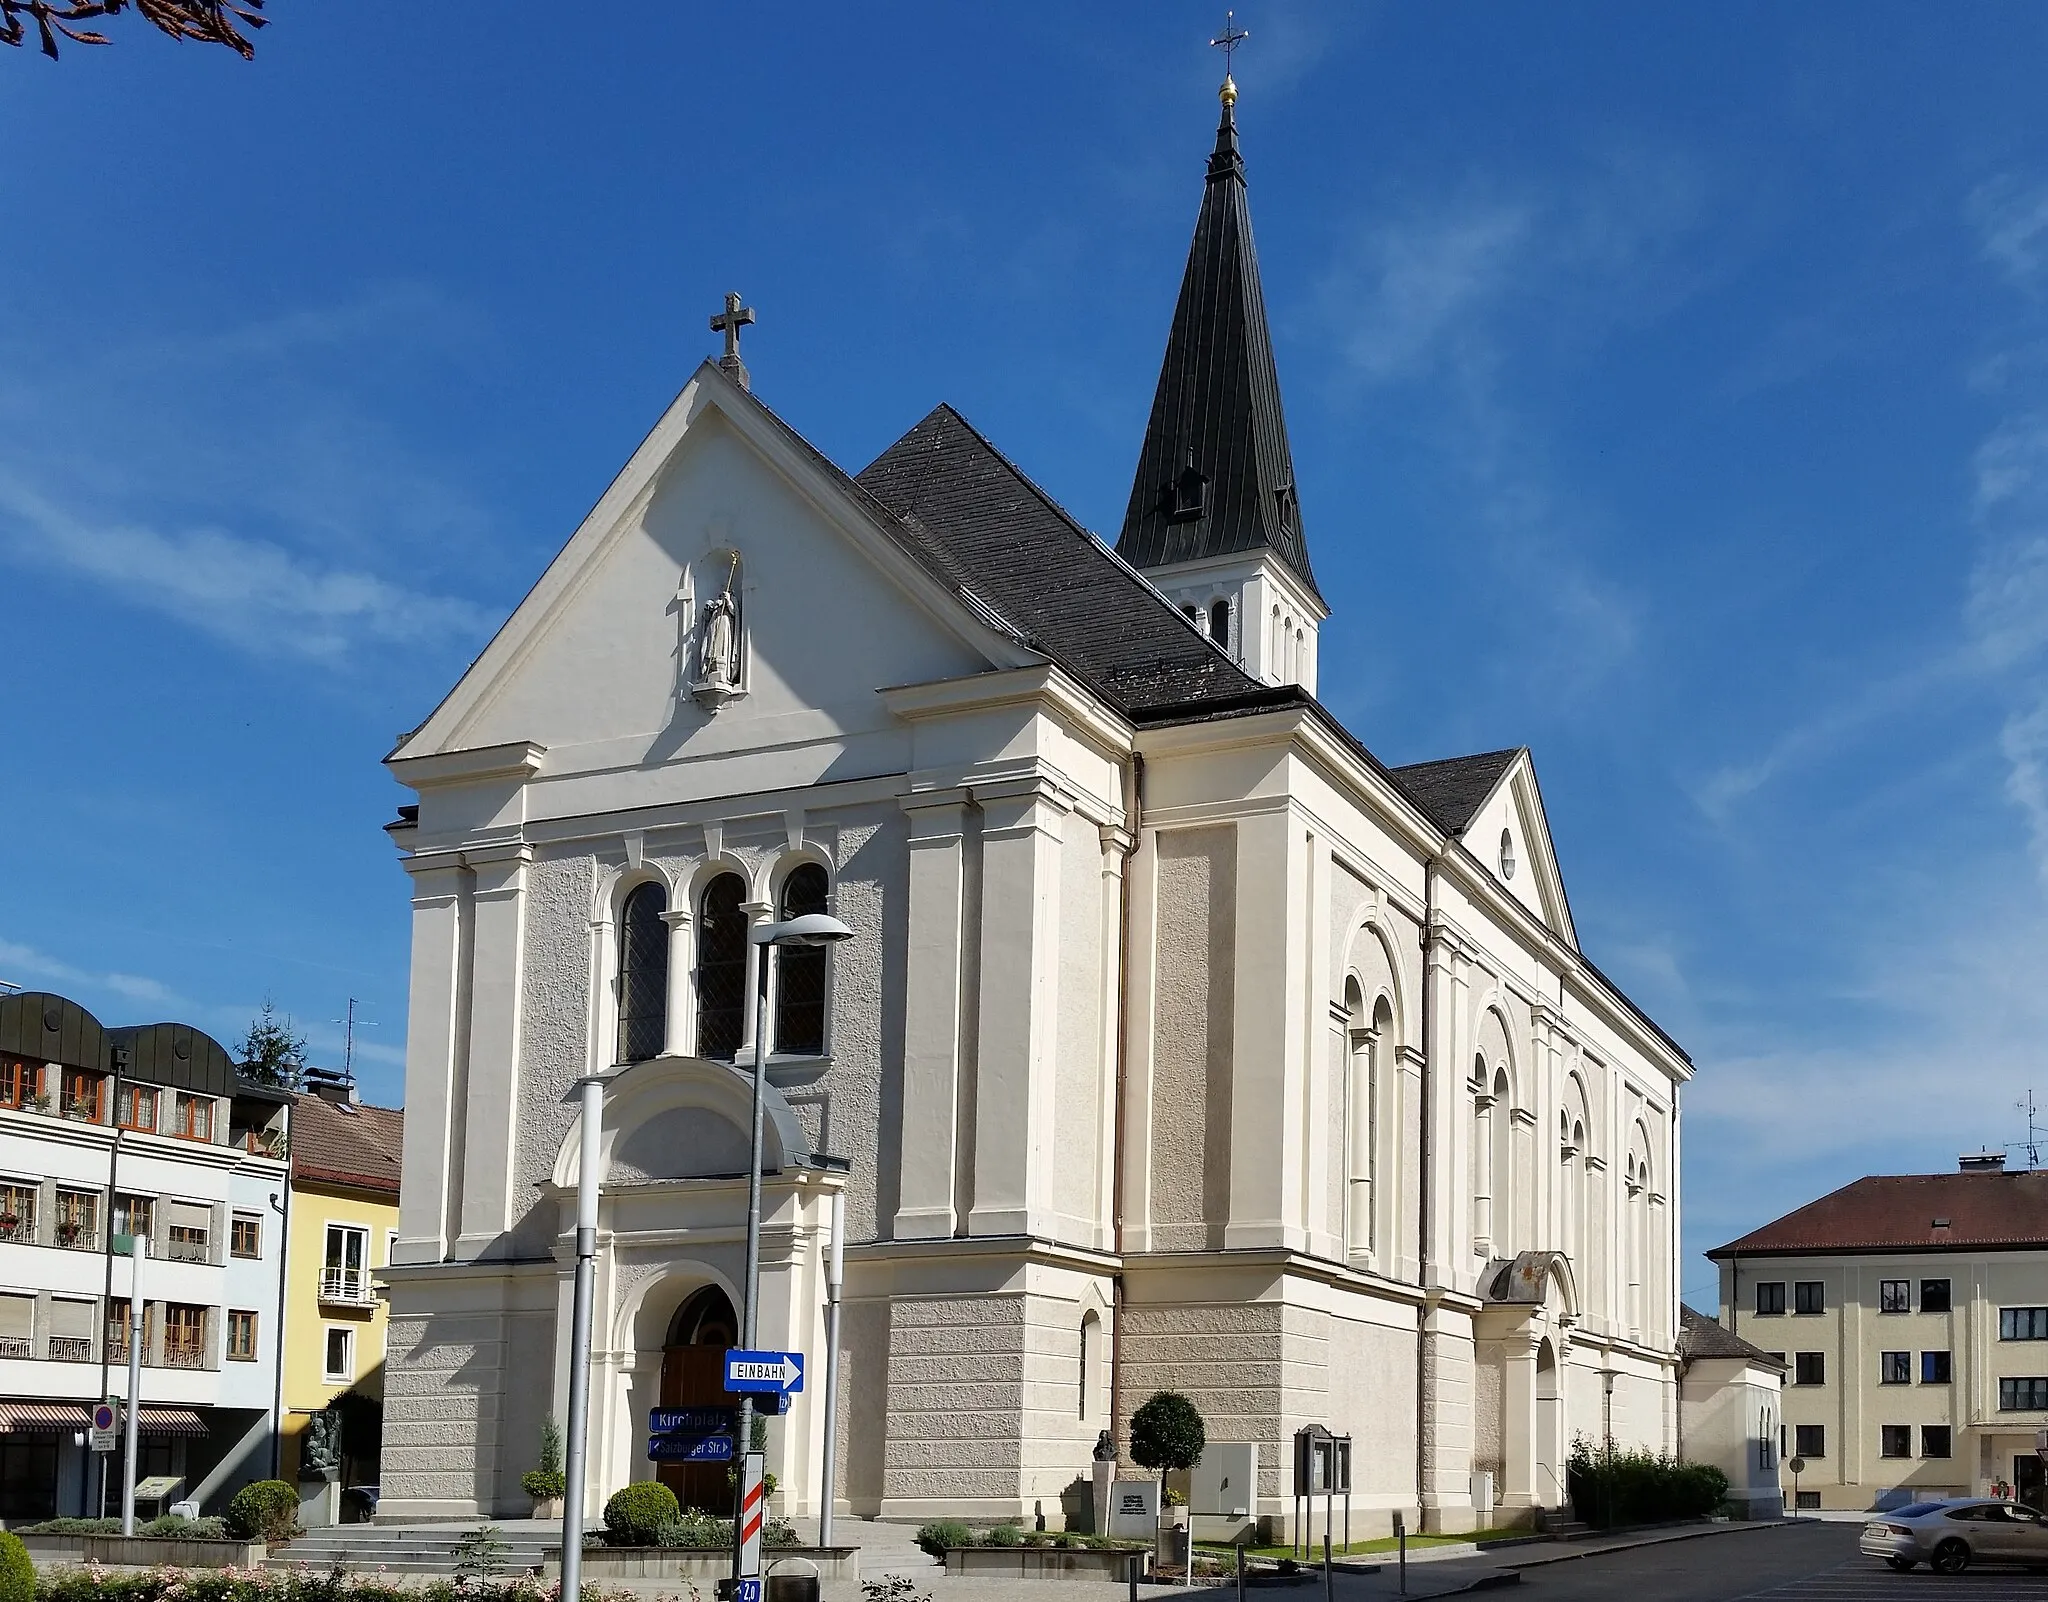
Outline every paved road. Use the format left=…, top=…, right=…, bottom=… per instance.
left=1330, top=1520, right=2048, bottom=1601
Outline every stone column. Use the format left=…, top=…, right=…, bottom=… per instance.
left=1500, top=1334, right=1537, bottom=1514
left=894, top=798, right=971, bottom=1240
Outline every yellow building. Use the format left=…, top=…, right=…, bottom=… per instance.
left=280, top=1083, right=402, bottom=1521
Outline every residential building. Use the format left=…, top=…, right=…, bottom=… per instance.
left=1710, top=1154, right=2048, bottom=1512
left=1676, top=1305, right=1785, bottom=1519
left=0, top=991, right=289, bottom=1523
left=377, top=74, right=1699, bottom=1537
left=279, top=1073, right=402, bottom=1522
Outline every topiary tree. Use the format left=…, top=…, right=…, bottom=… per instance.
left=1129, top=1391, right=1206, bottom=1495
left=604, top=1480, right=681, bottom=1546
left=0, top=1530, right=32, bottom=1602
left=224, top=1479, right=301, bottom=1545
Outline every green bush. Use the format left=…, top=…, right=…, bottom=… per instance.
left=915, top=1519, right=973, bottom=1558
left=0, top=1531, right=31, bottom=1602
left=15, top=1518, right=119, bottom=1534
left=984, top=1523, right=1022, bottom=1547
left=224, top=1479, right=302, bottom=1544
left=523, top=1416, right=567, bottom=1500
left=604, top=1479, right=682, bottom=1545
left=31, top=1575, right=582, bottom=1602
left=140, top=1514, right=229, bottom=1539
left=1565, top=1438, right=1731, bottom=1529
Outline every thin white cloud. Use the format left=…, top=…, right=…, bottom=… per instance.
left=1971, top=178, right=2048, bottom=294
left=0, top=938, right=181, bottom=1010
left=0, top=473, right=494, bottom=664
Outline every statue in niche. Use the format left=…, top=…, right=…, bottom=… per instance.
left=690, top=551, right=744, bottom=710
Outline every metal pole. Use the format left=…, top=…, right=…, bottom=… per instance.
left=1322, top=1532, right=1332, bottom=1602
left=734, top=935, right=772, bottom=1599
left=121, top=1235, right=143, bottom=1536
left=1234, top=1540, right=1244, bottom=1602
left=819, top=1188, right=845, bottom=1550
left=561, top=1075, right=604, bottom=1602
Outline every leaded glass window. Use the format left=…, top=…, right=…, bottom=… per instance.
left=775, top=864, right=830, bottom=1056
left=696, top=874, right=748, bottom=1060
left=616, top=882, right=670, bottom=1064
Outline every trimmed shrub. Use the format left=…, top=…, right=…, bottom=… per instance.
left=605, top=1479, right=682, bottom=1545
left=0, top=1532, right=31, bottom=1602
left=16, top=1518, right=119, bottom=1534
left=915, top=1519, right=973, bottom=1558
left=224, top=1479, right=302, bottom=1544
left=1130, top=1391, right=1206, bottom=1479
left=1565, top=1438, right=1730, bottom=1529
left=523, top=1416, right=567, bottom=1500
left=984, top=1524, right=1022, bottom=1547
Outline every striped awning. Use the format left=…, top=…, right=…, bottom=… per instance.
left=0, top=1402, right=87, bottom=1433
left=0, top=1402, right=208, bottom=1437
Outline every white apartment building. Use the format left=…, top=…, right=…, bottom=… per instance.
left=0, top=991, right=289, bottom=1524
left=1711, top=1156, right=2048, bottom=1512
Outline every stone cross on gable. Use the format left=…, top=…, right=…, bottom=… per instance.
left=710, top=291, right=756, bottom=392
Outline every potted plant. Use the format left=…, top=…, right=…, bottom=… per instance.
left=55, top=1218, right=82, bottom=1247
left=521, top=1416, right=566, bottom=1518
left=0, top=1213, right=18, bottom=1242
left=1130, top=1391, right=1205, bottom=1572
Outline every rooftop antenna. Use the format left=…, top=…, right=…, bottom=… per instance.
left=2016, top=1089, right=2044, bottom=1171
left=330, top=998, right=373, bottom=1086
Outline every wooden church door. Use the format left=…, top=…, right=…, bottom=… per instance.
left=659, top=1285, right=739, bottom=1513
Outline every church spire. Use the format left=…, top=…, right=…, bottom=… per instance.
left=1114, top=55, right=1321, bottom=607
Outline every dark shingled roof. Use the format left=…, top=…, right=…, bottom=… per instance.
left=1679, top=1305, right=1786, bottom=1369
left=854, top=404, right=1262, bottom=714
left=1389, top=748, right=1523, bottom=835
left=291, top=1092, right=404, bottom=1197
left=1115, top=97, right=1320, bottom=602
left=1709, top=1171, right=2048, bottom=1258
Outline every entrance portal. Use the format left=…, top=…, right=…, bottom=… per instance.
left=660, top=1286, right=738, bottom=1513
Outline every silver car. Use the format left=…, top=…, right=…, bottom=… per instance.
left=1861, top=1498, right=2048, bottom=1573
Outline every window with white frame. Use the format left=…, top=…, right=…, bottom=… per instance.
left=322, top=1224, right=368, bottom=1303
left=323, top=1326, right=353, bottom=1381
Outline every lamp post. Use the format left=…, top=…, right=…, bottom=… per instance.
left=734, top=910, right=852, bottom=1598
left=560, top=1070, right=610, bottom=1602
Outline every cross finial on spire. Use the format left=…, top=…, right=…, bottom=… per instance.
left=1209, top=10, right=1247, bottom=108
left=709, top=291, right=757, bottom=391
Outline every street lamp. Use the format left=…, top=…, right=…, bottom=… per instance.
left=560, top=1067, right=614, bottom=1602
left=733, top=910, right=851, bottom=1598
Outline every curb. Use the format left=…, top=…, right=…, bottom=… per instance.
left=1501, top=1519, right=1793, bottom=1571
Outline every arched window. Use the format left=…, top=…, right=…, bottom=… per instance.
left=616, top=882, right=670, bottom=1064
left=775, top=863, right=831, bottom=1056
left=1343, top=979, right=1372, bottom=1256
left=1490, top=1067, right=1513, bottom=1252
left=696, top=873, right=749, bottom=1060
left=1182, top=604, right=1201, bottom=625
left=1208, top=599, right=1231, bottom=647
left=1471, top=1055, right=1494, bottom=1252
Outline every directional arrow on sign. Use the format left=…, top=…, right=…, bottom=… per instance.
left=724, top=1349, right=804, bottom=1393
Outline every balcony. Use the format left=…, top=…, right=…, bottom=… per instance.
left=318, top=1268, right=375, bottom=1306
left=0, top=1215, right=33, bottom=1246
left=164, top=1235, right=210, bottom=1265
left=48, top=1336, right=93, bottom=1363
left=156, top=1342, right=206, bottom=1371
left=0, top=1338, right=27, bottom=1360
left=53, top=1223, right=100, bottom=1253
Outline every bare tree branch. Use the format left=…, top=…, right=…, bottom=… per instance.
left=1, top=0, right=266, bottom=60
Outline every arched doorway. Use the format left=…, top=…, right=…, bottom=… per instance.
left=1534, top=1339, right=1562, bottom=1508
left=660, top=1285, right=738, bottom=1512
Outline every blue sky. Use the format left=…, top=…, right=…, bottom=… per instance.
left=5, top=4, right=2048, bottom=1302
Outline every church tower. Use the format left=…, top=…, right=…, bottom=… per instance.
left=1115, top=71, right=1327, bottom=692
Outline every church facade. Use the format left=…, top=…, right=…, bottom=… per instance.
left=377, top=83, right=1689, bottom=1536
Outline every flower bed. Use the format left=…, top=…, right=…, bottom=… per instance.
left=32, top=1569, right=641, bottom=1601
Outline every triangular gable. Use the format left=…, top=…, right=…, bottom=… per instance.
left=391, top=363, right=1042, bottom=766
left=1394, top=747, right=1576, bottom=947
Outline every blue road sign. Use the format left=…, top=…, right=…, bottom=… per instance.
left=650, top=1406, right=737, bottom=1436
left=735, top=1581, right=761, bottom=1602
left=647, top=1432, right=735, bottom=1463
left=724, top=1349, right=804, bottom=1393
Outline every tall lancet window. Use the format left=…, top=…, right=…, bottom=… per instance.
left=1209, top=599, right=1231, bottom=647
left=696, top=873, right=749, bottom=1060
left=616, top=883, right=670, bottom=1064
left=775, top=864, right=830, bottom=1056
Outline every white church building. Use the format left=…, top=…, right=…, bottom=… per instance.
left=377, top=78, right=1691, bottom=1536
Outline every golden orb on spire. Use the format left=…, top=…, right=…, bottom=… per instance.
left=1219, top=73, right=1238, bottom=108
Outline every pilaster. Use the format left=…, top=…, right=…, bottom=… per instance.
left=893, top=798, right=970, bottom=1241
left=967, top=787, right=1067, bottom=1238
left=395, top=861, right=466, bottom=1265
left=1225, top=808, right=1308, bottom=1250
left=455, top=846, right=532, bottom=1258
